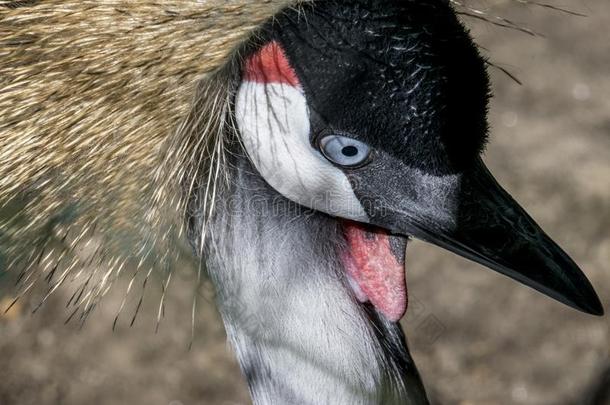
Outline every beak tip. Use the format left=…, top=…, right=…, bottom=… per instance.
left=584, top=306, right=604, bottom=317
left=568, top=286, right=605, bottom=316
left=582, top=298, right=605, bottom=317
left=530, top=279, right=604, bottom=317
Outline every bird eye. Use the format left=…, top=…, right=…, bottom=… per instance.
left=319, top=135, right=371, bottom=167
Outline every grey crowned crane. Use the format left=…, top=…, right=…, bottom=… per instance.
left=0, top=0, right=604, bottom=404
left=188, top=1, right=603, bottom=404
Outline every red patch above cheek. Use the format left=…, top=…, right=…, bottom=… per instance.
left=244, top=41, right=301, bottom=87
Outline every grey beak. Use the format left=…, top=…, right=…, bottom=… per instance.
left=376, top=159, right=604, bottom=316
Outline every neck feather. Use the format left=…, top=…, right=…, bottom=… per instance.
left=192, top=152, right=428, bottom=405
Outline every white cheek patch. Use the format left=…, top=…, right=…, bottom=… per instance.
left=235, top=42, right=367, bottom=221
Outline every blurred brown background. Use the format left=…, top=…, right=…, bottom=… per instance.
left=0, top=1, right=608, bottom=404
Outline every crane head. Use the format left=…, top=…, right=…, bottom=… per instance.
left=234, top=0, right=603, bottom=321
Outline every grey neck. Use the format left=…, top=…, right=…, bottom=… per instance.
left=194, top=151, right=429, bottom=405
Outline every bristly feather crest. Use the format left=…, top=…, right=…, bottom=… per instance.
left=0, top=0, right=568, bottom=326
left=0, top=0, right=296, bottom=325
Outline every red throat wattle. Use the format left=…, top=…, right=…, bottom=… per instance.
left=341, top=221, right=408, bottom=322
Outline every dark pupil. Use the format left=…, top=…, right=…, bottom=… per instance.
left=341, top=145, right=359, bottom=157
